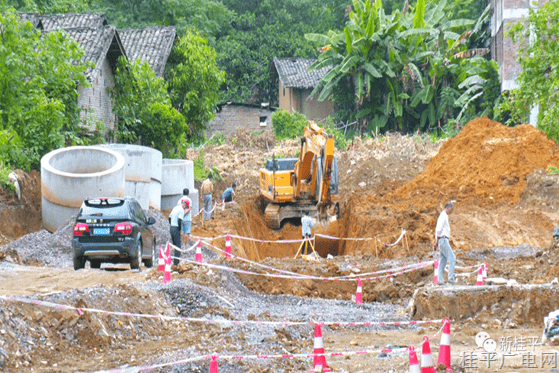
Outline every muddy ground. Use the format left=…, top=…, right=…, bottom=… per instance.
left=1, top=119, right=559, bottom=372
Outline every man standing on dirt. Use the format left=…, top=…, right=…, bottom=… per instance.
left=301, top=210, right=313, bottom=255
left=169, top=199, right=188, bottom=265
left=200, top=174, right=213, bottom=221
left=180, top=189, right=192, bottom=248
left=435, top=201, right=455, bottom=286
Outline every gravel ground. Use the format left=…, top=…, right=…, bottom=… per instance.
left=0, top=209, right=171, bottom=267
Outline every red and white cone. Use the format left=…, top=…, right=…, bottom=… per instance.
left=420, top=336, right=436, bottom=373
left=225, top=235, right=232, bottom=259
left=162, top=252, right=171, bottom=284
left=476, top=266, right=483, bottom=286
left=158, top=242, right=169, bottom=272
left=436, top=319, right=452, bottom=371
left=355, top=278, right=363, bottom=304
left=196, top=241, right=203, bottom=263
left=209, top=355, right=218, bottom=373
left=433, top=260, right=439, bottom=286
left=408, top=346, right=420, bottom=373
left=482, top=262, right=487, bottom=281
left=311, top=324, right=331, bottom=372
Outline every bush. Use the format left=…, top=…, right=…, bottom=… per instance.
left=0, top=162, right=15, bottom=193
left=272, top=109, right=308, bottom=140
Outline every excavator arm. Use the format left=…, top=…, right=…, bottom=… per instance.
left=293, top=122, right=336, bottom=219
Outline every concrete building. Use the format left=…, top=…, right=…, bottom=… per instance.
left=273, top=58, right=336, bottom=121
left=207, top=103, right=275, bottom=136
left=489, top=0, right=549, bottom=125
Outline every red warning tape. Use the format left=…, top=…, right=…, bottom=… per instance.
left=0, top=295, right=444, bottom=327
left=92, top=323, right=447, bottom=373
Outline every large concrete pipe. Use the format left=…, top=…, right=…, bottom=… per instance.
left=161, top=159, right=198, bottom=213
left=148, top=147, right=162, bottom=211
left=98, top=144, right=162, bottom=210
left=41, top=146, right=125, bottom=232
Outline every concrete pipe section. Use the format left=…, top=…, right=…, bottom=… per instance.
left=98, top=144, right=162, bottom=210
left=161, top=159, right=198, bottom=214
left=41, top=146, right=125, bottom=232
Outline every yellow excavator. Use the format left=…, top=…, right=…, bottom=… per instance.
left=259, top=121, right=339, bottom=229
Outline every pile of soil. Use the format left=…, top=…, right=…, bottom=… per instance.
left=0, top=170, right=42, bottom=246
left=397, top=118, right=559, bottom=207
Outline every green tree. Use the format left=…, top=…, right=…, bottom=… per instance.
left=111, top=57, right=187, bottom=156
left=0, top=9, right=92, bottom=169
left=272, top=109, right=309, bottom=140
left=305, top=0, right=498, bottom=134
left=497, top=1, right=559, bottom=142
left=166, top=30, right=225, bottom=139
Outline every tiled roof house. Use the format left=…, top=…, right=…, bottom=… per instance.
left=18, top=13, right=178, bottom=135
left=273, top=57, right=335, bottom=121
left=118, top=27, right=176, bottom=77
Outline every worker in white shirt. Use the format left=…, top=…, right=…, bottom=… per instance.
left=8, top=166, right=21, bottom=201
left=435, top=201, right=455, bottom=286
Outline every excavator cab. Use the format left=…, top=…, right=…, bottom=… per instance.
left=259, top=121, right=339, bottom=229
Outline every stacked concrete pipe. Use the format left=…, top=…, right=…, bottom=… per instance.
left=98, top=144, right=162, bottom=210
left=41, top=146, right=125, bottom=232
left=161, top=159, right=198, bottom=214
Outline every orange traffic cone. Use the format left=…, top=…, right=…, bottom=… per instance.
left=158, top=242, right=169, bottom=272
left=225, top=235, right=232, bottom=259
left=355, top=278, right=363, bottom=304
left=311, top=324, right=331, bottom=372
left=209, top=355, right=218, bottom=373
left=433, top=260, right=439, bottom=286
left=421, top=336, right=436, bottom=373
left=196, top=241, right=203, bottom=263
left=475, top=266, right=483, bottom=286
left=436, top=319, right=452, bottom=371
left=162, top=252, right=171, bottom=284
left=408, top=346, right=420, bottom=373
left=482, top=262, right=487, bottom=281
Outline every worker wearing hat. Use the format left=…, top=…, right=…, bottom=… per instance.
left=435, top=201, right=456, bottom=286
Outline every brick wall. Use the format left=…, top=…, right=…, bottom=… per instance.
left=77, top=58, right=117, bottom=133
left=207, top=104, right=274, bottom=136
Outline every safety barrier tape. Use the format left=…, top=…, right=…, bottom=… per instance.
left=92, top=322, right=447, bottom=373
left=0, top=295, right=443, bottom=328
left=446, top=265, right=482, bottom=277
left=315, top=229, right=406, bottom=247
left=186, top=240, right=433, bottom=281
left=171, top=240, right=199, bottom=253
left=174, top=255, right=433, bottom=282
left=190, top=229, right=407, bottom=246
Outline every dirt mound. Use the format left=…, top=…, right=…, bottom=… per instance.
left=397, top=118, right=559, bottom=207
left=0, top=170, right=42, bottom=246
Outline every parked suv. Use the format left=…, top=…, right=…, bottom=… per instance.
left=72, top=197, right=157, bottom=270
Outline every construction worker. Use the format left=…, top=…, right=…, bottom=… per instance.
left=221, top=182, right=236, bottom=206
left=169, top=199, right=187, bottom=265
left=301, top=210, right=313, bottom=255
left=435, top=201, right=456, bottom=286
left=179, top=189, right=192, bottom=248
left=8, top=166, right=21, bottom=201
left=200, top=174, right=213, bottom=221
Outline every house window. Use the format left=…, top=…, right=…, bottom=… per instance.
left=260, top=116, right=267, bottom=127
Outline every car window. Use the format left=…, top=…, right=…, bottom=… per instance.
left=131, top=202, right=145, bottom=223
left=80, top=200, right=130, bottom=218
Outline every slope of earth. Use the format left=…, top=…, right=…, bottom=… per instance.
left=0, top=170, right=42, bottom=246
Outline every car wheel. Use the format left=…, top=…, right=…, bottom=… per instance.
left=73, top=255, right=85, bottom=270
left=130, top=239, right=142, bottom=270
left=144, top=239, right=156, bottom=268
left=90, top=260, right=102, bottom=269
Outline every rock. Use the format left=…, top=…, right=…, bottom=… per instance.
left=358, top=182, right=366, bottom=188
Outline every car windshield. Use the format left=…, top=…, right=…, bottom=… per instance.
left=79, top=199, right=130, bottom=219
